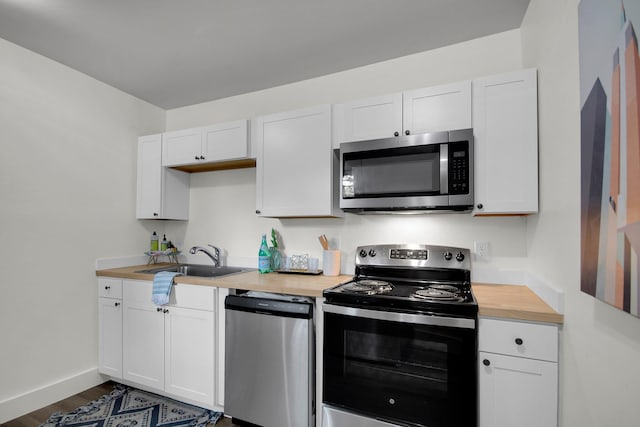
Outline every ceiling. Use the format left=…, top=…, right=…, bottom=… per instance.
left=0, top=0, right=531, bottom=109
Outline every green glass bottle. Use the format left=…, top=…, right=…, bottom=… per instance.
left=258, top=234, right=271, bottom=273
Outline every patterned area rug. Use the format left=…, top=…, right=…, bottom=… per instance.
left=40, top=384, right=223, bottom=427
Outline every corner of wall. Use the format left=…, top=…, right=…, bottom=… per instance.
left=0, top=369, right=104, bottom=424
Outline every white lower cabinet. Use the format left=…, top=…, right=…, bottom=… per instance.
left=98, top=278, right=123, bottom=379
left=478, top=318, right=559, bottom=427
left=116, top=280, right=218, bottom=409
left=122, top=292, right=165, bottom=390
left=164, top=306, right=214, bottom=404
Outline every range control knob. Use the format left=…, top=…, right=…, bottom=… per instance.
left=359, top=249, right=368, bottom=258
left=444, top=251, right=453, bottom=261
left=455, top=252, right=465, bottom=262
left=369, top=249, right=377, bottom=257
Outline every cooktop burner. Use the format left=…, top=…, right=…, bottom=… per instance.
left=342, top=279, right=394, bottom=295
left=323, top=244, right=477, bottom=318
left=413, top=285, right=465, bottom=302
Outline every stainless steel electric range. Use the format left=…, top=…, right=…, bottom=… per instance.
left=322, top=244, right=478, bottom=427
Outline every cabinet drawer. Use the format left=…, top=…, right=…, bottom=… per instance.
left=171, top=284, right=215, bottom=311
left=123, top=279, right=152, bottom=304
left=123, top=280, right=215, bottom=312
left=479, top=318, right=558, bottom=362
left=98, top=278, right=122, bottom=299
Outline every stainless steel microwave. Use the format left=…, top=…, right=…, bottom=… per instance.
left=339, top=128, right=473, bottom=212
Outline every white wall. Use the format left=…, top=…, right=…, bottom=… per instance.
left=522, top=1, right=640, bottom=426
left=0, top=37, right=165, bottom=421
left=165, top=30, right=531, bottom=277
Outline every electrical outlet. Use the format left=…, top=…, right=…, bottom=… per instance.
left=474, top=241, right=490, bottom=261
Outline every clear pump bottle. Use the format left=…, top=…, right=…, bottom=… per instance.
left=151, top=232, right=159, bottom=251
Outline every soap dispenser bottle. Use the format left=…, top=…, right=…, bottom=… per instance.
left=161, top=234, right=168, bottom=251
left=151, top=231, right=159, bottom=251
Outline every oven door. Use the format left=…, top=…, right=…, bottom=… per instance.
left=323, top=304, right=477, bottom=427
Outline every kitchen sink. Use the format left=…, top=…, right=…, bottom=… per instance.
left=136, top=264, right=250, bottom=278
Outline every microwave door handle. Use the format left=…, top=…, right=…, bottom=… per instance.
left=440, top=143, right=448, bottom=194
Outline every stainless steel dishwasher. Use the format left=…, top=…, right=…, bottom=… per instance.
left=224, top=291, right=314, bottom=427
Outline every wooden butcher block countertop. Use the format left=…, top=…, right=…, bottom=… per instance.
left=472, top=283, right=564, bottom=324
left=96, top=263, right=352, bottom=298
left=96, top=265, right=564, bottom=323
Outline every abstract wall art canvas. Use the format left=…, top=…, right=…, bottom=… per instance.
left=580, top=0, right=640, bottom=316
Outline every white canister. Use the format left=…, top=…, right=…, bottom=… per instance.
left=322, top=250, right=341, bottom=276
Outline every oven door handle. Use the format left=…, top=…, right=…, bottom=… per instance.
left=323, top=303, right=476, bottom=329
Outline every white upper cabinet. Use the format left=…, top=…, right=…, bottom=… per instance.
left=338, top=93, right=403, bottom=143
left=473, top=68, right=538, bottom=215
left=163, top=127, right=203, bottom=166
left=403, top=81, right=472, bottom=135
left=136, top=134, right=190, bottom=220
left=256, top=104, right=342, bottom=218
left=334, top=81, right=471, bottom=145
left=202, top=120, right=250, bottom=162
left=162, top=119, right=251, bottom=168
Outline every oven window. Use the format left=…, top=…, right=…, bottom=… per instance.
left=323, top=311, right=477, bottom=427
left=343, top=145, right=440, bottom=198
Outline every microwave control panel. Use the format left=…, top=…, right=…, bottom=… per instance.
left=448, top=141, right=469, bottom=195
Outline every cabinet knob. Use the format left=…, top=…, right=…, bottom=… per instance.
left=114, top=302, right=120, bottom=307
left=194, top=155, right=199, bottom=160
left=394, top=131, right=399, bottom=137
left=200, top=156, right=205, bottom=160
left=405, top=130, right=410, bottom=135
left=483, top=359, right=491, bottom=366
left=104, top=286, right=111, bottom=290
left=153, top=212, right=159, bottom=217
left=256, top=210, right=261, bottom=214
left=163, top=309, right=169, bottom=314
left=515, top=338, right=524, bottom=345
left=156, top=307, right=163, bottom=312
left=476, top=203, right=483, bottom=210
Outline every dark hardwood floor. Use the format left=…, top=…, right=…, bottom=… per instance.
left=1, top=381, right=238, bottom=426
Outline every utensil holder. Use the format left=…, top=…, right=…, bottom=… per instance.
left=322, top=250, right=341, bottom=276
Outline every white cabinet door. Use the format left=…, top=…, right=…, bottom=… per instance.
left=403, top=80, right=472, bottom=135
left=202, top=120, right=250, bottom=162
left=479, top=351, right=558, bottom=427
left=162, top=127, right=203, bottom=166
left=120, top=280, right=217, bottom=408
left=473, top=68, right=538, bottom=215
left=136, top=134, right=163, bottom=218
left=122, top=288, right=165, bottom=390
left=98, top=296, right=122, bottom=378
left=136, top=134, right=190, bottom=220
left=256, top=104, right=341, bottom=217
left=164, top=306, right=215, bottom=406
left=339, top=93, right=403, bottom=143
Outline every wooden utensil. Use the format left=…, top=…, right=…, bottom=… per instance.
left=318, top=235, right=329, bottom=250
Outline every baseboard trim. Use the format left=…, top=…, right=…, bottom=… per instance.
left=0, top=368, right=106, bottom=423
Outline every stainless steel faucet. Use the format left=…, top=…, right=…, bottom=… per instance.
left=189, top=245, right=220, bottom=267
